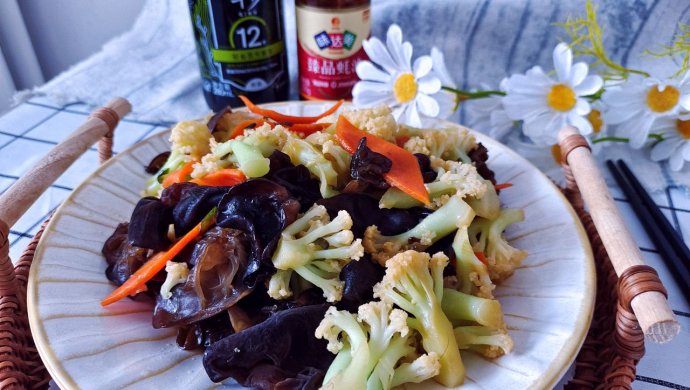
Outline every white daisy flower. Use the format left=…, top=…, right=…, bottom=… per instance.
left=650, top=113, right=690, bottom=171
left=353, top=24, right=442, bottom=127
left=429, top=47, right=458, bottom=120
left=502, top=43, right=603, bottom=146
left=602, top=71, right=690, bottom=148
left=466, top=79, right=514, bottom=141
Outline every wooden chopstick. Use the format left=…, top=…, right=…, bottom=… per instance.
left=617, top=160, right=690, bottom=264
left=606, top=159, right=690, bottom=303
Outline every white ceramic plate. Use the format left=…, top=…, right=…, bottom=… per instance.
left=28, top=101, right=595, bottom=390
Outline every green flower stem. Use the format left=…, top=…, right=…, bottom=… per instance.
left=649, top=133, right=664, bottom=142
left=441, top=86, right=506, bottom=100
left=591, top=136, right=629, bottom=144
left=591, top=133, right=664, bottom=144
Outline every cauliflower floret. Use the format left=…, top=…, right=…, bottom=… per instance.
left=269, top=205, right=363, bottom=302
left=282, top=134, right=340, bottom=198
left=373, top=250, right=464, bottom=387
left=364, top=195, right=475, bottom=265
left=454, top=326, right=513, bottom=359
left=315, top=301, right=440, bottom=389
left=305, top=131, right=351, bottom=182
left=468, top=208, right=527, bottom=282
left=169, top=120, right=213, bottom=161
left=190, top=123, right=288, bottom=179
left=304, top=130, right=333, bottom=146
left=160, top=261, right=189, bottom=299
left=320, top=105, right=398, bottom=142
left=235, top=123, right=291, bottom=155
left=191, top=138, right=233, bottom=179
left=435, top=161, right=487, bottom=198
left=379, top=160, right=487, bottom=210
left=144, top=120, right=213, bottom=196
left=404, top=127, right=477, bottom=162
left=452, top=225, right=496, bottom=299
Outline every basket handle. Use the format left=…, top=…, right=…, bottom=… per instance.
left=0, top=98, right=131, bottom=227
left=0, top=98, right=131, bottom=298
left=558, top=125, right=679, bottom=343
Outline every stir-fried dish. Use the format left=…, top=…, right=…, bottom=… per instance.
left=100, top=98, right=527, bottom=389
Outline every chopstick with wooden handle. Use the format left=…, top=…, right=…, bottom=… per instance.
left=0, top=97, right=132, bottom=228
left=558, top=126, right=679, bottom=343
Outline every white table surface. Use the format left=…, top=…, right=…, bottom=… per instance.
left=0, top=96, right=688, bottom=389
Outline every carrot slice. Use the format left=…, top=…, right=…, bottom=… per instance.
left=494, top=183, right=513, bottom=190
left=335, top=116, right=429, bottom=204
left=288, top=122, right=332, bottom=137
left=228, top=119, right=267, bottom=139
left=191, top=169, right=247, bottom=187
left=101, top=208, right=217, bottom=306
left=162, top=161, right=195, bottom=188
left=239, top=95, right=343, bottom=124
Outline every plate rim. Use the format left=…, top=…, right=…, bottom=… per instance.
left=27, top=101, right=595, bottom=390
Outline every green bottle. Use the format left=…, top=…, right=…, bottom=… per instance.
left=189, top=0, right=289, bottom=111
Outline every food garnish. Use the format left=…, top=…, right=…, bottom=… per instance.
left=239, top=95, right=343, bottom=124
left=101, top=207, right=217, bottom=306
left=335, top=115, right=430, bottom=204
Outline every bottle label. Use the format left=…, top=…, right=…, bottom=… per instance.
left=191, top=0, right=288, bottom=99
left=296, top=4, right=370, bottom=100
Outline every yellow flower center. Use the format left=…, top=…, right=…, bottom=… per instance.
left=677, top=118, right=690, bottom=139
left=547, top=84, right=577, bottom=112
left=646, top=85, right=680, bottom=113
left=393, top=73, right=417, bottom=103
left=551, top=144, right=563, bottom=166
left=587, top=109, right=604, bottom=133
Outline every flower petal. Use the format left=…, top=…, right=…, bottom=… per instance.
left=502, top=95, right=550, bottom=121
left=506, top=71, right=553, bottom=95
left=468, top=95, right=502, bottom=116
left=356, top=61, right=392, bottom=83
left=669, top=148, right=686, bottom=171
left=619, top=114, right=656, bottom=148
left=682, top=141, right=690, bottom=160
left=401, top=42, right=413, bottom=73
left=574, top=75, right=603, bottom=96
left=352, top=81, right=395, bottom=107
left=602, top=86, right=645, bottom=107
left=553, top=43, right=573, bottom=83
left=402, top=103, right=422, bottom=127
left=352, top=80, right=388, bottom=94
left=433, top=91, right=456, bottom=119
left=604, top=105, right=639, bottom=124
left=568, top=112, right=593, bottom=135
left=650, top=140, right=675, bottom=161
left=523, top=112, right=563, bottom=146
left=679, top=94, right=690, bottom=111
left=386, top=24, right=412, bottom=71
left=489, top=110, right=514, bottom=140
left=391, top=106, right=404, bottom=121
left=430, top=47, right=456, bottom=88
left=416, top=93, right=440, bottom=117
left=569, top=62, right=589, bottom=86
left=363, top=37, right=398, bottom=74
left=574, top=99, right=591, bottom=116
left=413, top=56, right=433, bottom=79
left=417, top=74, right=441, bottom=94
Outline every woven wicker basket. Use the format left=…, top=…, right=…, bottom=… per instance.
left=0, top=100, right=671, bottom=390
